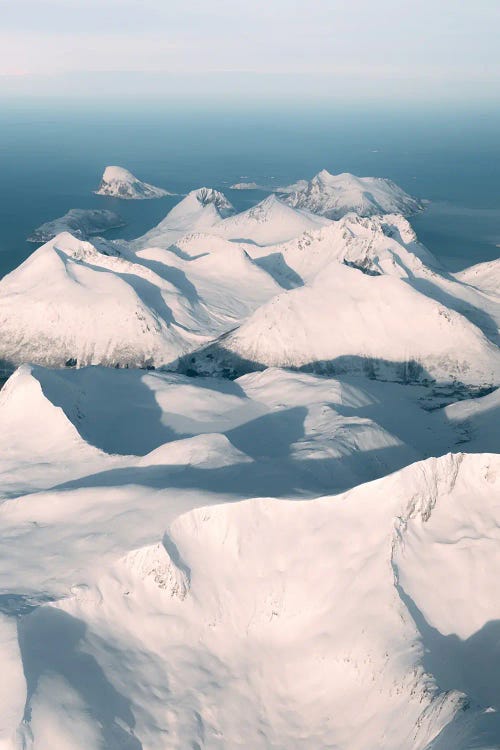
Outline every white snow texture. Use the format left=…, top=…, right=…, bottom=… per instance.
left=0, top=167, right=498, bottom=750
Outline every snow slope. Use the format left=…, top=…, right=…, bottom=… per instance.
left=27, top=209, right=125, bottom=243
left=0, top=230, right=281, bottom=372
left=238, top=213, right=500, bottom=344
left=455, top=258, right=500, bottom=297
left=212, top=194, right=330, bottom=246
left=185, top=259, right=500, bottom=386
left=2, top=201, right=498, bottom=382
left=0, top=233, right=200, bottom=371
left=0, top=365, right=126, bottom=499
left=279, top=169, right=424, bottom=218
left=0, top=359, right=498, bottom=748
left=1, top=448, right=499, bottom=748
left=444, top=387, right=500, bottom=453
left=0, top=363, right=492, bottom=500
left=134, top=188, right=235, bottom=249
left=95, top=166, right=173, bottom=199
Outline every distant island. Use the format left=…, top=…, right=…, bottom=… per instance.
left=27, top=208, right=125, bottom=243
left=95, top=165, right=174, bottom=200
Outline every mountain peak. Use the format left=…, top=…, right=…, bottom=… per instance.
left=192, top=187, right=234, bottom=215
left=314, top=168, right=335, bottom=182
left=280, top=171, right=423, bottom=219
left=95, top=165, right=173, bottom=200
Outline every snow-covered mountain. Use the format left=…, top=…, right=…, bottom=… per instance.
left=279, top=169, right=424, bottom=218
left=134, top=187, right=235, bottom=249
left=455, top=258, right=500, bottom=297
left=95, top=165, right=173, bottom=199
left=27, top=208, right=125, bottom=243
left=240, top=212, right=440, bottom=284
left=0, top=360, right=498, bottom=749
left=184, top=259, right=500, bottom=386
left=39, top=452, right=498, bottom=750
left=212, top=194, right=330, bottom=245
left=240, top=213, right=500, bottom=344
left=0, top=230, right=280, bottom=371
left=1, top=198, right=498, bottom=384
left=1, top=158, right=499, bottom=750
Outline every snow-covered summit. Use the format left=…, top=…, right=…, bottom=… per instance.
left=95, top=165, right=173, bottom=200
left=213, top=194, right=330, bottom=245
left=185, top=259, right=500, bottom=386
left=188, top=187, right=234, bottom=214
left=253, top=212, right=440, bottom=285
left=3, top=446, right=499, bottom=749
left=279, top=169, right=423, bottom=219
left=0, top=226, right=280, bottom=371
left=134, top=188, right=235, bottom=249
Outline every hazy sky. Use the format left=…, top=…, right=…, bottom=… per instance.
left=1, top=0, right=499, bottom=101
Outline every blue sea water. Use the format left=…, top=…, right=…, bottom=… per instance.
left=0, top=99, right=499, bottom=279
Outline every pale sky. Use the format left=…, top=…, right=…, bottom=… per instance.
left=0, top=0, right=499, bottom=101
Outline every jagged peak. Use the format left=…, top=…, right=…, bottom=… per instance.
left=192, top=187, right=234, bottom=214
left=123, top=538, right=190, bottom=600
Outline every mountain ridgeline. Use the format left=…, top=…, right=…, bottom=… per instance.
left=0, top=166, right=499, bottom=750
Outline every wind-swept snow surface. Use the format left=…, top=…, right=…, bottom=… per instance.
left=95, top=166, right=173, bottom=199
left=279, top=169, right=424, bottom=218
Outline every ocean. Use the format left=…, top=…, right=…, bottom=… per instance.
left=0, top=99, right=499, bottom=279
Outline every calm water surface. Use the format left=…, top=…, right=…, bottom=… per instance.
left=0, top=100, right=499, bottom=277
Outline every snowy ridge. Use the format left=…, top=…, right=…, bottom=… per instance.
left=5, top=452, right=498, bottom=749
left=0, top=228, right=281, bottom=371
left=185, top=260, right=500, bottom=386
left=454, top=258, right=500, bottom=297
left=212, top=194, right=330, bottom=245
left=279, top=169, right=424, bottom=218
left=133, top=187, right=235, bottom=249
left=245, top=212, right=440, bottom=284
left=95, top=165, right=173, bottom=199
left=0, top=233, right=201, bottom=370
left=1, top=195, right=498, bottom=382
left=0, top=352, right=498, bottom=747
left=0, top=167, right=499, bottom=748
